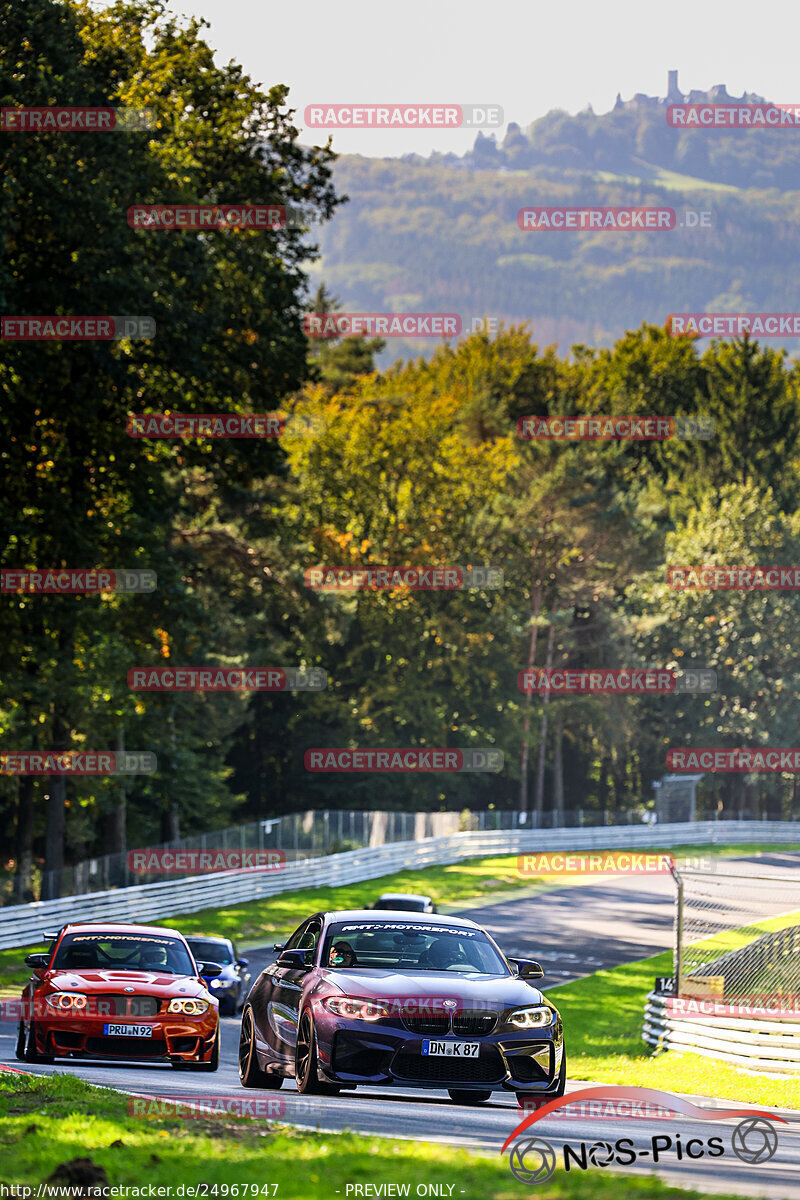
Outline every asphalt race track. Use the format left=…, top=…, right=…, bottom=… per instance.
left=3, top=856, right=799, bottom=1197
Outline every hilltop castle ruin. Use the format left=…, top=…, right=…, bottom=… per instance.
left=613, top=70, right=762, bottom=111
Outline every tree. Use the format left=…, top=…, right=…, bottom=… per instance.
left=0, top=0, right=341, bottom=892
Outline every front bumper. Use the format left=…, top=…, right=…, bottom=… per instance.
left=34, top=1013, right=218, bottom=1063
left=312, top=1011, right=564, bottom=1093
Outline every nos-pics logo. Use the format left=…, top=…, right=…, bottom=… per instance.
left=502, top=1087, right=783, bottom=1185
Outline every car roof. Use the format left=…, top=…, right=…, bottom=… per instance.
left=56, top=923, right=187, bottom=939
left=376, top=893, right=432, bottom=902
left=322, top=909, right=478, bottom=929
left=185, top=935, right=232, bottom=943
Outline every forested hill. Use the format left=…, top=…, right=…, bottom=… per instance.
left=314, top=82, right=800, bottom=358
left=423, top=83, right=798, bottom=189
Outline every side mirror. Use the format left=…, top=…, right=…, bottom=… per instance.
left=197, top=962, right=223, bottom=978
left=277, top=949, right=309, bottom=970
left=25, top=953, right=50, bottom=970
left=272, top=942, right=285, bottom=952
left=237, top=958, right=249, bottom=967
left=510, top=958, right=544, bottom=979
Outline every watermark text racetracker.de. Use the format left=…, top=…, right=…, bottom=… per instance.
left=666, top=995, right=800, bottom=1020
left=305, top=748, right=503, bottom=773
left=127, top=667, right=327, bottom=691
left=1, top=316, right=155, bottom=340
left=517, top=852, right=712, bottom=876
left=129, top=204, right=317, bottom=231
left=667, top=103, right=800, bottom=127
left=305, top=565, right=502, bottom=590
left=517, top=415, right=715, bottom=441
left=1, top=569, right=156, bottom=593
left=127, top=413, right=321, bottom=439
left=1, top=105, right=155, bottom=131
left=127, top=848, right=286, bottom=874
left=668, top=747, right=800, bottom=772
left=668, top=313, right=800, bottom=337
left=667, top=565, right=800, bottom=590
left=304, top=103, right=502, bottom=129
left=518, top=668, right=716, bottom=694
left=0, top=751, right=156, bottom=775
left=518, top=206, right=712, bottom=230
left=303, top=313, right=460, bottom=338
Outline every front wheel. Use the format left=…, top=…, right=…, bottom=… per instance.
left=25, top=1022, right=53, bottom=1064
left=448, top=1089, right=492, bottom=1104
left=239, top=1007, right=282, bottom=1089
left=15, top=1022, right=26, bottom=1061
left=295, top=1011, right=338, bottom=1095
left=552, top=1049, right=566, bottom=1097
left=194, top=1026, right=220, bottom=1072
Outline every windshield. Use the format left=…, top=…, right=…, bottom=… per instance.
left=322, top=921, right=509, bottom=974
left=187, top=939, right=234, bottom=965
left=53, top=933, right=195, bottom=976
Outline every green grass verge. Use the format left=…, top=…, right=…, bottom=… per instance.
left=1, top=840, right=797, bottom=991
left=551, top=950, right=800, bottom=1109
left=0, top=1072, right=755, bottom=1198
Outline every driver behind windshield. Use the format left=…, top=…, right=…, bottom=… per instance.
left=139, top=943, right=170, bottom=970
left=328, top=941, right=356, bottom=968
left=422, top=937, right=465, bottom=969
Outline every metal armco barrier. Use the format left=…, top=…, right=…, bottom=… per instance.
left=643, top=991, right=800, bottom=1074
left=0, top=819, right=796, bottom=950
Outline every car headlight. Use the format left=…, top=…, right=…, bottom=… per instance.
left=507, top=1005, right=554, bottom=1029
left=167, top=998, right=210, bottom=1015
left=45, top=992, right=87, bottom=1011
left=322, top=997, right=390, bottom=1021
left=209, top=979, right=231, bottom=988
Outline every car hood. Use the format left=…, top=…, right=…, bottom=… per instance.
left=320, top=969, right=549, bottom=1009
left=41, top=969, right=209, bottom=997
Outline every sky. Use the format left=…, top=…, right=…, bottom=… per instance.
left=159, top=0, right=800, bottom=157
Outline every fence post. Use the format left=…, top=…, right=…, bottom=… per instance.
left=674, top=869, right=684, bottom=992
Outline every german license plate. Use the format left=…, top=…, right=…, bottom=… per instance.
left=103, top=1023, right=153, bottom=1037
left=422, top=1040, right=479, bottom=1057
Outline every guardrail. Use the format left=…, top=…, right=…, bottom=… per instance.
left=643, top=991, right=800, bottom=1074
left=0, top=819, right=796, bottom=950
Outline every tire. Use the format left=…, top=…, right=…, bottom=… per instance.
left=239, top=1007, right=282, bottom=1089
left=25, top=1021, right=54, bottom=1064
left=15, top=1022, right=26, bottom=1061
left=195, top=1025, right=220, bottom=1072
left=448, top=1089, right=492, bottom=1104
left=553, top=1049, right=567, bottom=1097
left=295, top=1011, right=338, bottom=1095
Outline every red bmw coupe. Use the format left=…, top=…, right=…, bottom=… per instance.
left=16, top=922, right=220, bottom=1070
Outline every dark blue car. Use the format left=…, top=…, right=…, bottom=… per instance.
left=186, top=936, right=250, bottom=1016
left=237, top=910, right=565, bottom=1105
